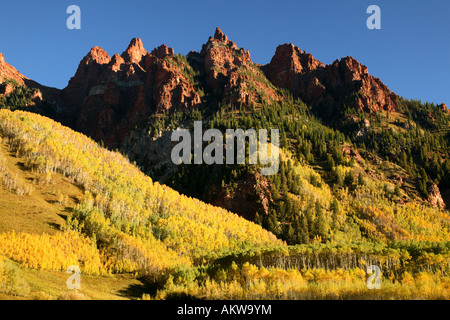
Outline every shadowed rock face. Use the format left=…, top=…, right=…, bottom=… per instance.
left=196, top=27, right=280, bottom=106
left=209, top=173, right=273, bottom=220
left=61, top=38, right=204, bottom=148
left=263, top=43, right=398, bottom=117
left=58, top=28, right=283, bottom=148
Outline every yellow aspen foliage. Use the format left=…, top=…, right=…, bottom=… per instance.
left=0, top=109, right=282, bottom=273
left=0, top=231, right=106, bottom=275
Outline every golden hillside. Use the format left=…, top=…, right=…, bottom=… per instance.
left=0, top=109, right=282, bottom=279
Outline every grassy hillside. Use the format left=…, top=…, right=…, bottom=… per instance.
left=0, top=140, right=80, bottom=235
left=0, top=108, right=283, bottom=299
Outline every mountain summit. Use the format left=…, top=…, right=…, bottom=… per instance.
left=262, top=43, right=398, bottom=117
left=60, top=37, right=203, bottom=147
left=0, top=52, right=28, bottom=86
left=121, top=37, right=147, bottom=64
left=52, top=28, right=403, bottom=140
left=2, top=27, right=406, bottom=135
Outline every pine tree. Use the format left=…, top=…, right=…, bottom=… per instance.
left=315, top=201, right=327, bottom=240
left=254, top=212, right=262, bottom=226
left=300, top=214, right=309, bottom=244
left=327, top=154, right=335, bottom=171
left=357, top=173, right=365, bottom=186
left=344, top=170, right=355, bottom=189
left=330, top=198, right=339, bottom=231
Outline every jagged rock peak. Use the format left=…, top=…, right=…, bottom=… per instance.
left=201, top=27, right=239, bottom=54
left=214, top=27, right=228, bottom=42
left=268, top=43, right=324, bottom=74
left=333, top=56, right=369, bottom=76
left=277, top=43, right=304, bottom=55
left=122, top=38, right=147, bottom=64
left=263, top=44, right=397, bottom=114
left=150, top=44, right=174, bottom=59
left=0, top=53, right=4, bottom=64
left=84, top=46, right=111, bottom=65
left=110, top=53, right=125, bottom=72
left=128, top=37, right=144, bottom=49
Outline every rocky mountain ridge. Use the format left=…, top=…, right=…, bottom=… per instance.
left=262, top=43, right=399, bottom=118
left=2, top=27, right=444, bottom=146
left=1, top=27, right=448, bottom=218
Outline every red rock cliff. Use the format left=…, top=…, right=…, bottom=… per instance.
left=263, top=43, right=398, bottom=115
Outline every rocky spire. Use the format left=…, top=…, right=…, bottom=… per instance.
left=121, top=38, right=147, bottom=64
left=83, top=46, right=111, bottom=65
left=267, top=43, right=324, bottom=75
left=110, top=53, right=125, bottom=72
left=150, top=44, right=174, bottom=59
left=213, top=27, right=228, bottom=42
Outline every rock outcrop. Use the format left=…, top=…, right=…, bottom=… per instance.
left=427, top=182, right=445, bottom=209
left=262, top=43, right=324, bottom=94
left=0, top=52, right=60, bottom=106
left=121, top=38, right=147, bottom=64
left=0, top=52, right=28, bottom=86
left=61, top=38, right=204, bottom=148
left=210, top=173, right=273, bottom=220
left=194, top=27, right=280, bottom=106
left=59, top=29, right=282, bottom=148
left=263, top=43, right=398, bottom=117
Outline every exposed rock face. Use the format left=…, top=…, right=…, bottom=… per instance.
left=427, top=182, right=445, bottom=209
left=61, top=39, right=204, bottom=148
left=62, top=46, right=111, bottom=112
left=59, top=29, right=283, bottom=149
left=121, top=38, right=147, bottom=64
left=263, top=44, right=398, bottom=116
left=0, top=52, right=28, bottom=86
left=210, top=173, right=273, bottom=220
left=440, top=103, right=448, bottom=113
left=196, top=27, right=280, bottom=106
left=0, top=82, right=15, bottom=96
left=262, top=43, right=324, bottom=94
left=150, top=44, right=174, bottom=59
left=30, top=89, right=43, bottom=102
left=0, top=52, right=60, bottom=105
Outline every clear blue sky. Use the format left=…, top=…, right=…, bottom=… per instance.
left=0, top=0, right=449, bottom=106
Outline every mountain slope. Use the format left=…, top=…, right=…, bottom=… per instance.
left=1, top=28, right=449, bottom=248
left=0, top=53, right=61, bottom=109
left=0, top=29, right=450, bottom=300
left=0, top=109, right=281, bottom=277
